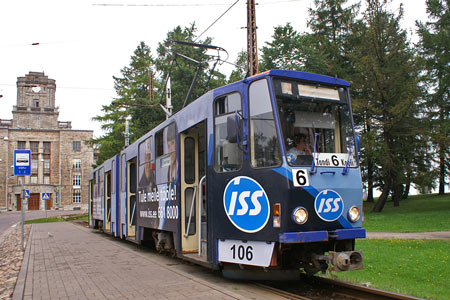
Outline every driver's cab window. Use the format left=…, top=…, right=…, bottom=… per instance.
left=275, top=80, right=356, bottom=167
left=214, top=92, right=242, bottom=172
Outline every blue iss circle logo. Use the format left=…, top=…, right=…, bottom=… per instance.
left=223, top=176, right=270, bottom=233
left=314, top=189, right=344, bottom=222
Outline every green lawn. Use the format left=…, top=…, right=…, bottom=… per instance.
left=326, top=193, right=450, bottom=299
left=329, top=239, right=450, bottom=300
left=363, top=193, right=450, bottom=232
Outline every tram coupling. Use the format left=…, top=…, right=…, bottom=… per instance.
left=313, top=250, right=363, bottom=272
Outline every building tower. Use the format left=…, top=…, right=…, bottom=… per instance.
left=0, top=72, right=94, bottom=211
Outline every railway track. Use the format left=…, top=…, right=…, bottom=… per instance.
left=256, top=275, right=425, bottom=300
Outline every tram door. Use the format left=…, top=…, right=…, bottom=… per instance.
left=181, top=123, right=207, bottom=256
left=104, top=171, right=111, bottom=232
left=181, top=131, right=199, bottom=253
left=89, top=180, right=93, bottom=227
left=127, top=159, right=137, bottom=237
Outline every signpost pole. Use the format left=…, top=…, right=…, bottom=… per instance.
left=21, top=179, right=24, bottom=251
left=14, top=149, right=31, bottom=252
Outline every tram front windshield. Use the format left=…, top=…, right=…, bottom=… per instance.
left=273, top=79, right=357, bottom=168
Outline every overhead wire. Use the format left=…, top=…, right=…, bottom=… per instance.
left=194, top=0, right=240, bottom=42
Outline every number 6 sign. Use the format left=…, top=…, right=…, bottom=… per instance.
left=292, top=169, right=310, bottom=187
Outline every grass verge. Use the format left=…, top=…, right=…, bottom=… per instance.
left=328, top=239, right=450, bottom=300
left=25, top=217, right=63, bottom=224
left=24, top=213, right=88, bottom=224
left=363, top=193, right=450, bottom=232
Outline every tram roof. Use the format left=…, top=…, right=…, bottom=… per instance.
left=244, top=70, right=350, bottom=87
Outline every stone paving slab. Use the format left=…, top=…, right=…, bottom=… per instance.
left=13, top=223, right=283, bottom=300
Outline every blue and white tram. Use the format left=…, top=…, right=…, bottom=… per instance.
left=89, top=70, right=366, bottom=279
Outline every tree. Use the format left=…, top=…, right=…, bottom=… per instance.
left=155, top=24, right=226, bottom=114
left=260, top=23, right=329, bottom=74
left=92, top=26, right=227, bottom=166
left=92, top=42, right=161, bottom=166
left=349, top=0, right=422, bottom=212
left=417, top=0, right=450, bottom=195
left=307, top=0, right=360, bottom=78
left=228, top=50, right=248, bottom=83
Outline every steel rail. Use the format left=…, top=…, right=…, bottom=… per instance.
left=314, top=276, right=426, bottom=300
left=255, top=283, right=314, bottom=300
left=255, top=275, right=425, bottom=300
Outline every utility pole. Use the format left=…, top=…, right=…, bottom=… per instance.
left=149, top=70, right=154, bottom=102
left=247, top=0, right=259, bottom=76
left=124, top=117, right=130, bottom=147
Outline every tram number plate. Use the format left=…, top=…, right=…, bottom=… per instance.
left=218, top=239, right=274, bottom=267
left=292, top=169, right=310, bottom=187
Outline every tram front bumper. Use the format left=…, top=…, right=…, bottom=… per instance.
left=279, top=228, right=366, bottom=244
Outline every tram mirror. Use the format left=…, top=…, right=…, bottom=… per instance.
left=226, top=116, right=238, bottom=143
left=355, top=136, right=361, bottom=152
left=285, top=109, right=295, bottom=124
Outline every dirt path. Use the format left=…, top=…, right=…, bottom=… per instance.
left=366, top=231, right=450, bottom=240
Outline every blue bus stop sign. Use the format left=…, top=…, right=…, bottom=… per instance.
left=14, top=150, right=31, bottom=176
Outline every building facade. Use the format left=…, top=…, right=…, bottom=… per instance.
left=0, top=72, right=94, bottom=211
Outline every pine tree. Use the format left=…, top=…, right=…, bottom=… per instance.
left=260, top=23, right=328, bottom=74
left=350, top=0, right=421, bottom=212
left=417, top=0, right=450, bottom=195
left=307, top=0, right=360, bottom=78
left=155, top=24, right=226, bottom=114
left=92, top=42, right=161, bottom=166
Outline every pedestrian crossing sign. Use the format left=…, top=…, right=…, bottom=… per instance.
left=42, top=193, right=50, bottom=200
left=22, top=189, right=30, bottom=199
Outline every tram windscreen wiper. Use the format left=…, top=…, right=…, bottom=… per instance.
left=342, top=137, right=354, bottom=175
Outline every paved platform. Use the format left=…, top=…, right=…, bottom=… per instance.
left=13, top=222, right=265, bottom=300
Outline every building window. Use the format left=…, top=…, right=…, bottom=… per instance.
left=72, top=159, right=81, bottom=170
left=72, top=141, right=81, bottom=152
left=72, top=175, right=81, bottom=187
left=43, top=142, right=51, bottom=154
left=18, top=177, right=24, bottom=185
left=44, top=158, right=50, bottom=173
left=31, top=175, right=38, bottom=184
left=44, top=176, right=50, bottom=184
left=30, top=141, right=39, bottom=153
left=31, top=156, right=38, bottom=172
left=33, top=99, right=39, bottom=108
left=72, top=189, right=81, bottom=203
left=18, top=141, right=26, bottom=150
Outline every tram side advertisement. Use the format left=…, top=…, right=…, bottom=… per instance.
left=138, top=183, right=178, bottom=231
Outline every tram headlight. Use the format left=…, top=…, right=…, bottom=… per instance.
left=348, top=206, right=361, bottom=222
left=292, top=207, right=308, bottom=225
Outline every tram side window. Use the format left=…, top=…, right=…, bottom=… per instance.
left=121, top=154, right=126, bottom=192
left=155, top=123, right=177, bottom=183
left=138, top=137, right=153, bottom=187
left=99, top=168, right=104, bottom=197
left=214, top=92, right=243, bottom=172
left=249, top=79, right=282, bottom=168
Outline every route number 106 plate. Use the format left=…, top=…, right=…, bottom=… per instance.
left=218, top=239, right=275, bottom=267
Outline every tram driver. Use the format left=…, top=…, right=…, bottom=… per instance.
left=287, top=133, right=313, bottom=164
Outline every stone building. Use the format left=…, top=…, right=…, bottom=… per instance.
left=0, top=72, right=94, bottom=211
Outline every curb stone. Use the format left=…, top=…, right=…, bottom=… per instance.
left=12, top=225, right=33, bottom=300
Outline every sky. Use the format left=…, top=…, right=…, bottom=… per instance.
left=0, top=0, right=428, bottom=138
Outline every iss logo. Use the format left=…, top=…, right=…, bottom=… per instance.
left=223, top=176, right=270, bottom=233
left=314, top=189, right=344, bottom=222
